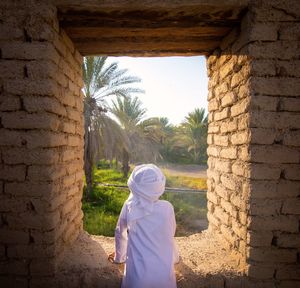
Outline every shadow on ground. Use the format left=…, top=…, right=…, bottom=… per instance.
left=55, top=230, right=248, bottom=288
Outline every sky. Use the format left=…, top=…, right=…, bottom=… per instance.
left=108, top=56, right=208, bottom=125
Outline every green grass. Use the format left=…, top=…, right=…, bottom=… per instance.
left=82, top=165, right=207, bottom=237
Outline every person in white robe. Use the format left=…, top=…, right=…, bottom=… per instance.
left=109, top=164, right=179, bottom=288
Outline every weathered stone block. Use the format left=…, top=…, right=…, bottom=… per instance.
left=27, top=165, right=66, bottom=181
left=247, top=231, right=273, bottom=247
left=283, top=130, right=300, bottom=146
left=1, top=111, right=60, bottom=131
left=250, top=164, right=281, bottom=180
left=282, top=198, right=300, bottom=215
left=250, top=145, right=299, bottom=164
left=0, top=165, right=26, bottom=181
left=220, top=119, right=238, bottom=133
left=214, top=135, right=229, bottom=146
left=0, top=95, right=21, bottom=111
left=250, top=128, right=276, bottom=145
left=231, top=131, right=249, bottom=145
left=220, top=147, right=237, bottom=159
left=284, top=165, right=300, bottom=180
left=249, top=215, right=299, bottom=233
left=250, top=199, right=282, bottom=216
left=214, top=107, right=230, bottom=121
left=247, top=247, right=297, bottom=263
left=251, top=96, right=278, bottom=111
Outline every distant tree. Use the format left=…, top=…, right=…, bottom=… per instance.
left=110, top=96, right=163, bottom=177
left=176, top=108, right=208, bottom=164
left=82, top=56, right=143, bottom=199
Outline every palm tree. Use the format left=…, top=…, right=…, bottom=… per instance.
left=177, top=108, right=208, bottom=163
left=82, top=56, right=143, bottom=199
left=110, top=96, right=163, bottom=177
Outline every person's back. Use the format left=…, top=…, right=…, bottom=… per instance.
left=111, top=164, right=178, bottom=288
left=124, top=200, right=176, bottom=288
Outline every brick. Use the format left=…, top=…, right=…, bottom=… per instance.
left=250, top=199, right=282, bottom=216
left=207, top=212, right=220, bottom=228
left=7, top=244, right=55, bottom=258
left=0, top=259, right=29, bottom=275
left=250, top=145, right=299, bottom=164
left=0, top=95, right=21, bottom=111
left=60, top=89, right=76, bottom=107
left=214, top=159, right=232, bottom=173
left=215, top=207, right=230, bottom=226
left=250, top=111, right=300, bottom=129
left=283, top=130, right=300, bottom=146
left=249, top=41, right=299, bottom=60
left=207, top=134, right=213, bottom=144
left=232, top=161, right=247, bottom=177
left=282, top=198, right=300, bottom=215
left=25, top=131, right=68, bottom=149
left=214, top=107, right=230, bottom=121
left=62, top=122, right=76, bottom=134
left=7, top=210, right=60, bottom=230
left=207, top=146, right=219, bottom=157
left=251, top=96, right=278, bottom=111
left=27, top=165, right=66, bottom=181
left=0, top=60, right=24, bottom=79
left=231, top=131, right=249, bottom=145
left=221, top=174, right=240, bottom=191
left=0, top=229, right=29, bottom=244
left=0, top=165, right=26, bottom=181
left=220, top=147, right=237, bottom=159
left=214, top=135, right=229, bottom=146
left=207, top=191, right=219, bottom=205
left=284, top=165, right=300, bottom=180
left=277, top=234, right=300, bottom=249
left=1, top=42, right=60, bottom=64
left=237, top=114, right=249, bottom=130
left=249, top=216, right=299, bottom=233
left=66, top=107, right=82, bottom=122
left=279, top=23, right=300, bottom=40
left=0, top=197, right=28, bottom=213
left=215, top=185, right=231, bottom=201
left=251, top=60, right=276, bottom=76
left=31, top=194, right=66, bottom=213
left=0, top=24, right=23, bottom=40
left=250, top=128, right=276, bottom=145
left=26, top=60, right=58, bottom=80
left=231, top=98, right=249, bottom=117
left=276, top=265, right=300, bottom=280
left=249, top=180, right=300, bottom=199
left=250, top=164, right=281, bottom=180
left=247, top=231, right=273, bottom=247
left=221, top=92, right=236, bottom=107
left=0, top=129, right=24, bottom=146
left=1, top=111, right=60, bottom=131
left=247, top=264, right=275, bottom=280
left=208, top=98, right=219, bottom=112
left=5, top=182, right=60, bottom=198
left=23, top=96, right=67, bottom=116
left=30, top=258, right=56, bottom=276
left=214, top=82, right=228, bottom=96
left=4, top=78, right=59, bottom=97
left=251, top=76, right=300, bottom=97
left=2, top=148, right=60, bottom=165
left=207, top=169, right=220, bottom=183
left=67, top=135, right=82, bottom=147
left=251, top=22, right=278, bottom=41
left=231, top=194, right=247, bottom=211
left=247, top=247, right=297, bottom=263
left=276, top=60, right=300, bottom=78
left=220, top=119, right=237, bottom=133
left=221, top=198, right=238, bottom=218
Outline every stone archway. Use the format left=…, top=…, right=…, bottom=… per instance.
left=1, top=1, right=299, bottom=287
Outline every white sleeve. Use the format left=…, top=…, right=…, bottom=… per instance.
left=114, top=202, right=128, bottom=263
left=171, top=205, right=180, bottom=264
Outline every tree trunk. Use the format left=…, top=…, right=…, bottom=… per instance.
left=122, top=149, right=130, bottom=178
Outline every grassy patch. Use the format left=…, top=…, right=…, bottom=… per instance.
left=83, top=166, right=207, bottom=237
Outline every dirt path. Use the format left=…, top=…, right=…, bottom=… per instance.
left=159, top=163, right=207, bottom=178
left=56, top=231, right=244, bottom=288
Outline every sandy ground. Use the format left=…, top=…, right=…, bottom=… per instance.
left=159, top=163, right=208, bottom=178
left=56, top=230, right=244, bottom=288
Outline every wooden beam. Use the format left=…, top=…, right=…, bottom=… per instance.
left=64, top=26, right=232, bottom=39
left=75, top=37, right=220, bottom=56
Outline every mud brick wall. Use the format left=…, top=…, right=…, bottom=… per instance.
left=207, top=0, right=300, bottom=286
left=206, top=27, right=251, bottom=268
left=0, top=1, right=84, bottom=286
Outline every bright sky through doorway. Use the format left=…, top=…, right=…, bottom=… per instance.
left=108, top=56, right=208, bottom=125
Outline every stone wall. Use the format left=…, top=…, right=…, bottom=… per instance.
left=207, top=0, right=300, bottom=286
left=0, top=1, right=84, bottom=286
left=206, top=26, right=251, bottom=268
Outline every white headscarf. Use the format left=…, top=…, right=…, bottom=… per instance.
left=126, top=164, right=166, bottom=226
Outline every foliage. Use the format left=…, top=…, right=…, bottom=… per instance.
left=82, top=166, right=207, bottom=236
left=82, top=56, right=143, bottom=198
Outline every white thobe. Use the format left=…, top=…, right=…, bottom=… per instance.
left=114, top=199, right=178, bottom=288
